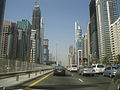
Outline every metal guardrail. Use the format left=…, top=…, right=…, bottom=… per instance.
left=0, top=68, right=53, bottom=89
left=0, top=67, right=53, bottom=80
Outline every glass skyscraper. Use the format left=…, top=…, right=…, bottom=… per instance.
left=89, top=0, right=99, bottom=60
left=17, top=19, right=31, bottom=61
left=75, top=22, right=83, bottom=65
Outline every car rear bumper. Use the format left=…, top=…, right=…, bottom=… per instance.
left=70, top=68, right=78, bottom=71
left=53, top=72, right=65, bottom=75
left=95, top=71, right=104, bottom=74
left=83, top=72, right=95, bottom=75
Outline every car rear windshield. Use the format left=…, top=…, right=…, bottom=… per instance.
left=84, top=66, right=93, bottom=68
left=72, top=65, right=77, bottom=67
left=97, top=65, right=104, bottom=68
left=55, top=66, right=64, bottom=69
left=112, top=67, right=118, bottom=69
left=92, top=65, right=96, bottom=68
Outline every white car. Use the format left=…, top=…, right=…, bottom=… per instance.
left=92, top=64, right=105, bottom=74
left=69, top=64, right=78, bottom=72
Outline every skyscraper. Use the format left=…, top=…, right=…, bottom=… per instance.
left=32, top=0, right=41, bottom=63
left=40, top=17, right=44, bottom=63
left=17, top=19, right=31, bottom=61
left=117, top=0, right=120, bottom=16
left=83, top=33, right=88, bottom=60
left=87, top=23, right=92, bottom=64
left=96, top=0, right=119, bottom=60
left=43, top=39, right=49, bottom=62
left=110, top=17, right=120, bottom=60
left=0, top=0, right=6, bottom=51
left=68, top=45, right=75, bottom=66
left=0, top=20, right=18, bottom=59
left=89, top=0, right=99, bottom=61
left=75, top=22, right=83, bottom=65
left=30, top=29, right=36, bottom=63
left=17, top=29, right=25, bottom=60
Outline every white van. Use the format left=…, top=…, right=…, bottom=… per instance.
left=92, top=64, right=105, bottom=74
left=69, top=64, right=78, bottom=72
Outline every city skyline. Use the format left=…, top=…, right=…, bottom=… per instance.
left=0, top=0, right=120, bottom=89
left=4, top=0, right=90, bottom=65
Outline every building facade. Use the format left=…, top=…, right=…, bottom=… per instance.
left=17, top=29, right=25, bottom=60
left=68, top=45, right=75, bottom=66
left=17, top=19, right=31, bottom=61
left=83, top=33, right=88, bottom=60
left=89, top=0, right=99, bottom=61
left=0, top=20, right=18, bottom=59
left=40, top=17, right=44, bottom=62
left=30, top=29, right=36, bottom=63
left=0, top=0, right=6, bottom=51
left=87, top=23, right=92, bottom=64
left=75, top=22, right=83, bottom=65
left=110, top=17, right=120, bottom=59
left=43, top=39, right=49, bottom=62
left=96, top=0, right=119, bottom=60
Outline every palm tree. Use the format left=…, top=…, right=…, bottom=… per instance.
left=116, top=54, right=120, bottom=64
left=102, top=56, right=109, bottom=65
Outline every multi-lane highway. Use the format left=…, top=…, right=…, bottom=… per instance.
left=7, top=70, right=115, bottom=90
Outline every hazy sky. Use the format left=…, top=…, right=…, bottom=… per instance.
left=5, top=0, right=90, bottom=65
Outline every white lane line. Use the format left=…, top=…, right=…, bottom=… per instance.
left=79, top=78, right=83, bottom=82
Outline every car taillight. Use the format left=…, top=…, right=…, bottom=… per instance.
left=112, top=70, right=117, bottom=72
left=54, top=70, right=57, bottom=72
left=92, top=70, right=95, bottom=72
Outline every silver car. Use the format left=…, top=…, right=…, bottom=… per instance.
left=78, top=66, right=95, bottom=76
left=103, top=66, right=118, bottom=78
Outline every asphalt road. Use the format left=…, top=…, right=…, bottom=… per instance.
left=7, top=70, right=116, bottom=90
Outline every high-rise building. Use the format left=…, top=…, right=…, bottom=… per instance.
left=96, top=0, right=119, bottom=60
left=32, top=0, right=41, bottom=63
left=0, top=20, right=18, bottom=59
left=30, top=29, right=36, bottom=63
left=17, top=19, right=31, bottom=61
left=89, top=0, right=99, bottom=61
left=0, top=0, right=6, bottom=51
left=17, top=29, right=25, bottom=60
left=49, top=52, right=53, bottom=61
left=110, top=17, right=120, bottom=60
left=83, top=33, right=88, bottom=60
left=87, top=23, right=92, bottom=64
left=43, top=39, right=49, bottom=62
left=40, top=17, right=44, bottom=63
left=68, top=45, right=75, bottom=66
left=75, top=22, right=83, bottom=65
left=117, top=0, right=120, bottom=16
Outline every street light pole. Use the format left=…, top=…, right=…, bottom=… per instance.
left=56, top=43, right=57, bottom=65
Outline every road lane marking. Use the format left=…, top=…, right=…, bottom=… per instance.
left=28, top=72, right=53, bottom=88
left=79, top=78, right=83, bottom=82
